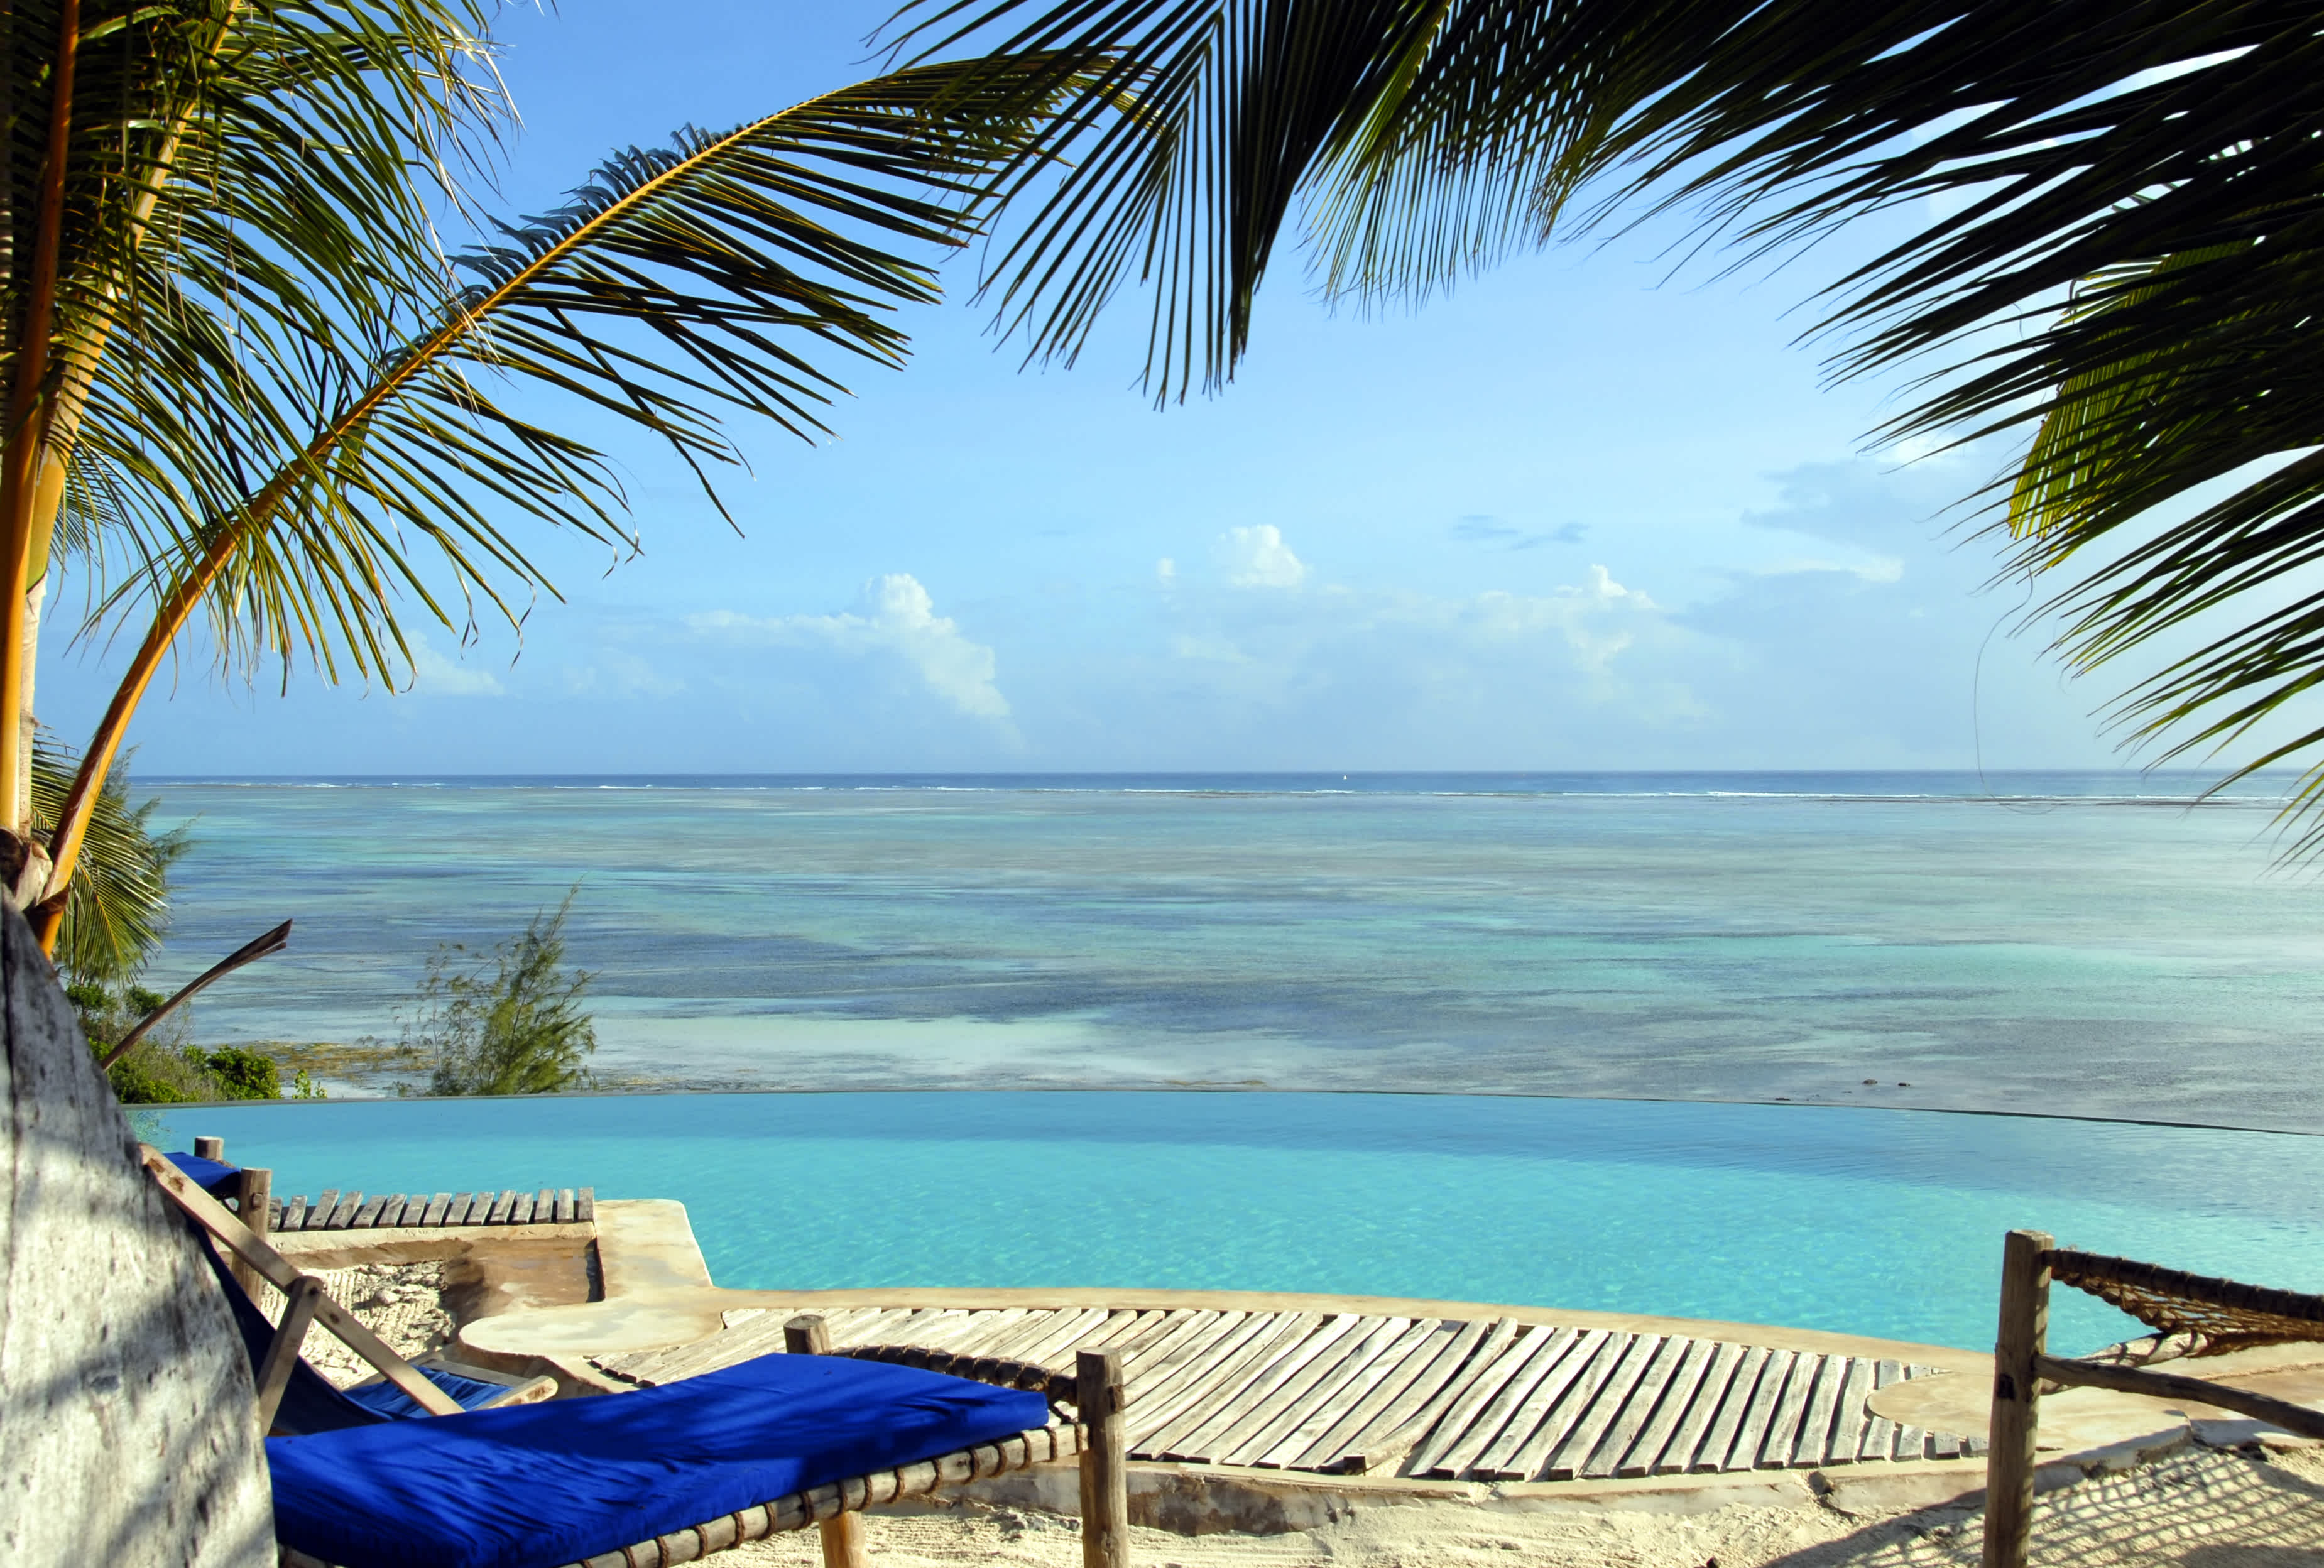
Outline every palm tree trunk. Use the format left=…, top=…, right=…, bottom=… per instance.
left=0, top=0, right=79, bottom=885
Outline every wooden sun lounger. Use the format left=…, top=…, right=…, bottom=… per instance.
left=557, top=1320, right=1130, bottom=1568
left=1983, top=1228, right=2324, bottom=1568
left=148, top=1147, right=1132, bottom=1568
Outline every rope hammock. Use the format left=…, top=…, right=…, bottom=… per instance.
left=2049, top=1248, right=2324, bottom=1356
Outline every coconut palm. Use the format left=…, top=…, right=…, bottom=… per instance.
left=9, top=1, right=1088, bottom=943
left=898, top=1, right=2324, bottom=828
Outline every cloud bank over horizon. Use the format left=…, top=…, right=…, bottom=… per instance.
left=56, top=450, right=2169, bottom=778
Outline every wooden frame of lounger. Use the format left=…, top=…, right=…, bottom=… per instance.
left=140, top=1146, right=557, bottom=1430
left=148, top=1146, right=1135, bottom=1568
left=1983, top=1228, right=2324, bottom=1568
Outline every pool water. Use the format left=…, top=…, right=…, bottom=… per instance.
left=144, top=1091, right=2324, bottom=1355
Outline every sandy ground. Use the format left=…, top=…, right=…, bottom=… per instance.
left=256, top=1260, right=456, bottom=1385
left=294, top=1265, right=2324, bottom=1565
left=703, top=1446, right=2324, bottom=1568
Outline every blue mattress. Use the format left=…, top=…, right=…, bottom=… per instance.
left=268, top=1351, right=1052, bottom=1568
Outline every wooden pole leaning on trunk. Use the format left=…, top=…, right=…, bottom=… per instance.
left=1983, top=1229, right=2052, bottom=1568
left=231, top=1166, right=271, bottom=1299
left=1077, top=1349, right=1130, bottom=1568
left=787, top=1315, right=870, bottom=1568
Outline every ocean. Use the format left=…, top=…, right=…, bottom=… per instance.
left=138, top=771, right=2324, bottom=1131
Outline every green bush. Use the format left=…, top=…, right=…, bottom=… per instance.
left=403, top=891, right=596, bottom=1097
left=71, top=984, right=284, bottom=1102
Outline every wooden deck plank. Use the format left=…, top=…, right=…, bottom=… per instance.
left=1115, top=1310, right=1203, bottom=1363
left=980, top=1308, right=1076, bottom=1362
left=326, top=1192, right=364, bottom=1229
left=1259, top=1319, right=1437, bottom=1470
left=1013, top=1307, right=1116, bottom=1368
left=1239, top=1317, right=1419, bottom=1469
left=1122, top=1312, right=1267, bottom=1429
left=1619, top=1337, right=1716, bottom=1478
left=1862, top=1360, right=1903, bottom=1461
left=1656, top=1340, right=1744, bottom=1475
left=1293, top=1319, right=1468, bottom=1473
left=576, top=1187, right=595, bottom=1222
left=1586, top=1335, right=1691, bottom=1479
left=352, top=1195, right=388, bottom=1229
left=1690, top=1344, right=1769, bottom=1473
left=1328, top=1318, right=1498, bottom=1474
left=1182, top=1313, right=1369, bottom=1463
left=1071, top=1309, right=1157, bottom=1355
left=1725, top=1348, right=1795, bottom=1473
left=1476, top=1328, right=1615, bottom=1480
left=1115, top=1311, right=1220, bottom=1378
left=420, top=1192, right=452, bottom=1228
left=1544, top=1334, right=1660, bottom=1481
left=1755, top=1353, right=1819, bottom=1469
left=307, top=1191, right=337, bottom=1231
left=1788, top=1354, right=1850, bottom=1468
left=1827, top=1358, right=1875, bottom=1468
left=1419, top=1326, right=1576, bottom=1479
left=488, top=1190, right=515, bottom=1224
left=1363, top=1316, right=1525, bottom=1478
left=936, top=1308, right=1034, bottom=1356
left=1146, top=1313, right=1324, bottom=1459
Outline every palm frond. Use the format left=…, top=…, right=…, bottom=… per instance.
left=894, top=0, right=2324, bottom=841
left=87, top=57, right=1084, bottom=692
left=30, top=738, right=183, bottom=984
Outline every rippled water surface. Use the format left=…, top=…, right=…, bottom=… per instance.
left=147, top=1091, right=2324, bottom=1354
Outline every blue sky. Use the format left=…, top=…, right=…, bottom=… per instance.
left=36, top=2, right=2146, bottom=775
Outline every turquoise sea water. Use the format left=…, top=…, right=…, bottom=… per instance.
left=145, top=771, right=2324, bottom=1130
left=145, top=1091, right=2324, bottom=1355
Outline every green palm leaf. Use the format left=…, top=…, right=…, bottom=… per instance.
left=29, top=738, right=183, bottom=985
left=90, top=58, right=1081, bottom=690
left=896, top=0, right=2324, bottom=839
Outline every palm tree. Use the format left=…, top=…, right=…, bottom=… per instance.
left=899, top=1, right=2324, bottom=829
left=9, top=1, right=1084, bottom=944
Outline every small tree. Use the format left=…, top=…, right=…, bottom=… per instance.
left=406, top=893, right=595, bottom=1097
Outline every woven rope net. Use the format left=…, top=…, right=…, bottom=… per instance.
left=2049, top=1249, right=2324, bottom=1356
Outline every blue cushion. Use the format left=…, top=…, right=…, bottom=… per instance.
left=341, top=1366, right=518, bottom=1423
left=268, top=1352, right=1052, bottom=1568
left=165, top=1151, right=240, bottom=1197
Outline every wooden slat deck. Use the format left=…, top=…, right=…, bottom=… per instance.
left=594, top=1306, right=1983, bottom=1485
left=267, top=1186, right=593, bottom=1231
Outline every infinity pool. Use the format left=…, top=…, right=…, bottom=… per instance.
left=143, top=1092, right=2324, bottom=1355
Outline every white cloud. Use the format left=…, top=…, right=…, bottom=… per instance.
left=1757, top=555, right=1906, bottom=585
left=1156, top=557, right=1177, bottom=587
left=692, top=574, right=1009, bottom=720
left=409, top=639, right=503, bottom=697
left=1223, top=525, right=1307, bottom=589
left=1470, top=566, right=1660, bottom=670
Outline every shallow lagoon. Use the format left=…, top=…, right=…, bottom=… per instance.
left=143, top=773, right=2324, bottom=1130
left=147, top=1090, right=2324, bottom=1356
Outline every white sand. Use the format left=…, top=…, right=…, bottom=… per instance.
left=704, top=1446, right=2324, bottom=1568
left=256, top=1260, right=456, bottom=1385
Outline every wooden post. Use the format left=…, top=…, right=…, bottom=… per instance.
left=785, top=1315, right=868, bottom=1568
left=1079, top=1349, right=1130, bottom=1568
left=192, top=1135, right=222, bottom=1161
left=228, top=1166, right=271, bottom=1298
left=1983, top=1229, right=2052, bottom=1568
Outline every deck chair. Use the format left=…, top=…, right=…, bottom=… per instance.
left=161, top=1151, right=555, bottom=1432
left=143, top=1147, right=1135, bottom=1568
left=1983, top=1228, right=2324, bottom=1568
